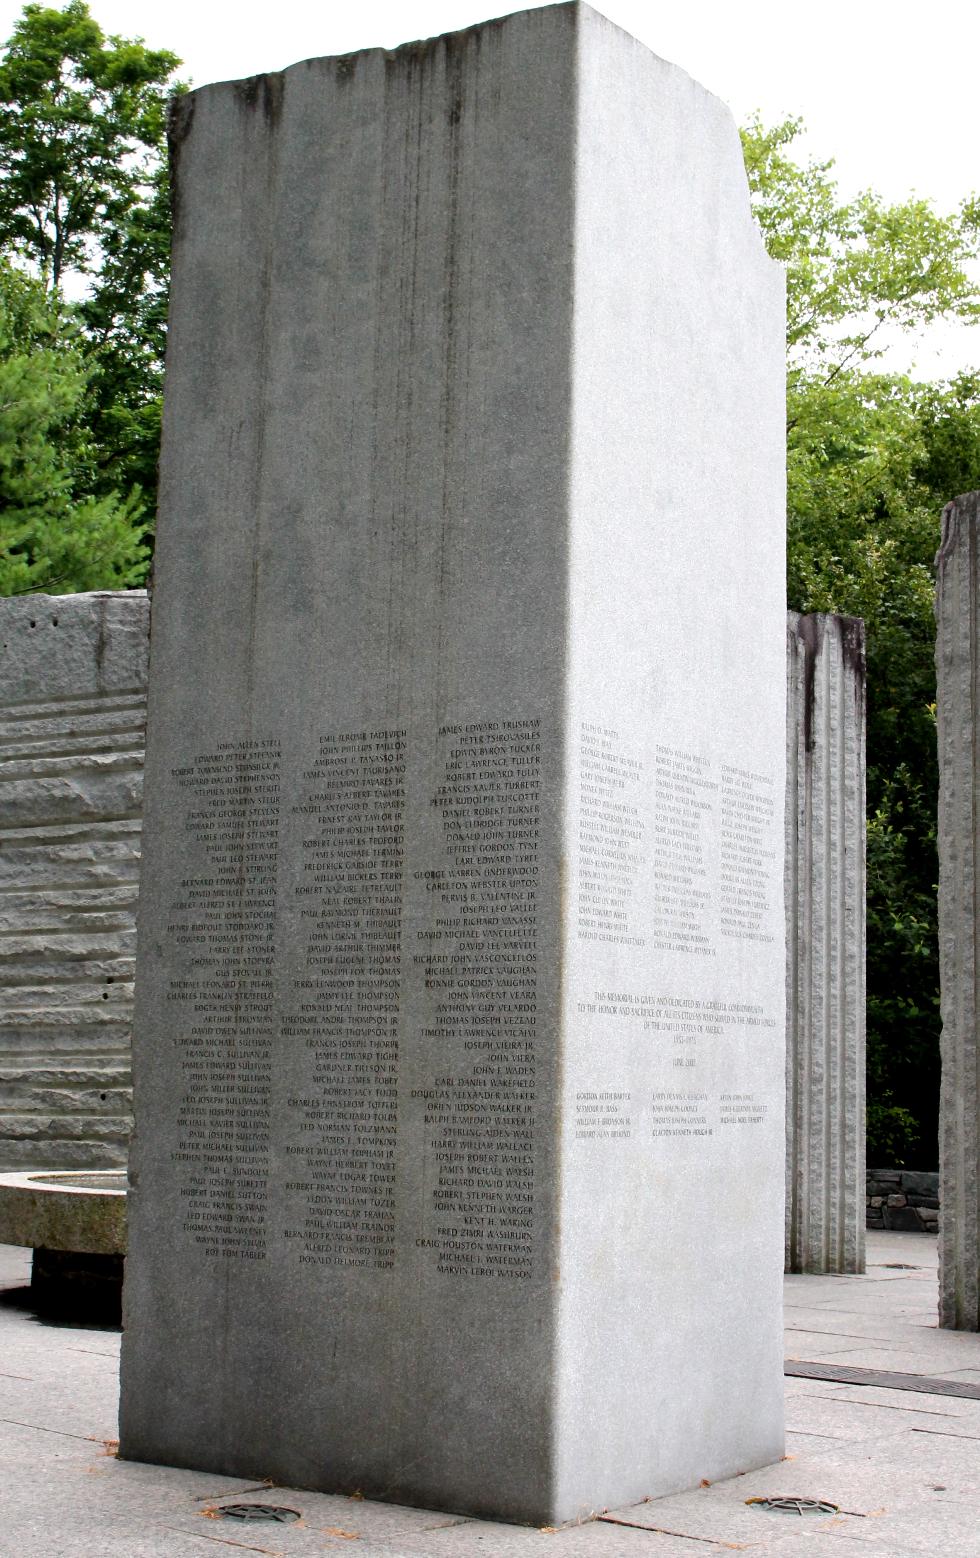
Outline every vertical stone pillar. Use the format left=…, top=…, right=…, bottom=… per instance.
left=936, top=491, right=980, bottom=1329
left=0, top=592, right=149, bottom=1170
left=119, top=4, right=786, bottom=1523
left=785, top=612, right=866, bottom=1274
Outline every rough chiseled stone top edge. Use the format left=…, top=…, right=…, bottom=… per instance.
left=787, top=610, right=867, bottom=684
left=168, top=3, right=747, bottom=176
left=172, top=1, right=577, bottom=116
left=0, top=588, right=150, bottom=683
left=936, top=489, right=980, bottom=577
left=788, top=609, right=866, bottom=635
left=0, top=591, right=147, bottom=604
left=179, top=5, right=636, bottom=95
left=787, top=612, right=867, bottom=677
left=786, top=610, right=866, bottom=757
left=168, top=0, right=747, bottom=146
left=168, top=2, right=771, bottom=310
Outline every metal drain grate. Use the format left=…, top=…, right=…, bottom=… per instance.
left=216, top=1504, right=301, bottom=1524
left=747, top=1497, right=840, bottom=1517
left=785, top=1360, right=980, bottom=1400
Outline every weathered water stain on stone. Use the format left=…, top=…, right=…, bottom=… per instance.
left=234, top=71, right=284, bottom=128
left=166, top=92, right=196, bottom=239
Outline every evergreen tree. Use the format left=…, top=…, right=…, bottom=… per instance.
left=0, top=254, right=148, bottom=592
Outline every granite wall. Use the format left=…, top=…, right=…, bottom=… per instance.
left=0, top=592, right=148, bottom=1170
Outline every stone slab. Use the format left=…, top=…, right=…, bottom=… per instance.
left=0, top=591, right=148, bottom=1172
left=816, top=1501, right=980, bottom=1558
left=783, top=1393, right=948, bottom=1441
left=785, top=612, right=866, bottom=1275
left=0, top=1169, right=126, bottom=1253
left=935, top=491, right=980, bottom=1329
left=119, top=1, right=786, bottom=1527
left=608, top=1505, right=872, bottom=1552
left=0, top=592, right=148, bottom=704
left=820, top=1384, right=980, bottom=1419
left=9, top=1231, right=980, bottom=1554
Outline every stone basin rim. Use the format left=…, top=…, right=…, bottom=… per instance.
left=0, top=1169, right=127, bottom=1197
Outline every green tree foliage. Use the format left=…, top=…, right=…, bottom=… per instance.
left=3, top=5, right=980, bottom=1161
left=914, top=372, right=980, bottom=501
left=743, top=116, right=980, bottom=1164
left=741, top=116, right=980, bottom=375
left=0, top=254, right=149, bottom=592
left=0, top=0, right=180, bottom=520
left=0, top=0, right=177, bottom=286
left=77, top=153, right=172, bottom=499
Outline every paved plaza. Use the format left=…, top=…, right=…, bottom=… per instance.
left=3, top=1229, right=979, bottom=1556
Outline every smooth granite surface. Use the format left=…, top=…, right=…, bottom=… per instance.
left=119, top=1, right=786, bottom=1525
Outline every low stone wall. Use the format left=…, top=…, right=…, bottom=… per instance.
left=0, top=592, right=148, bottom=1171
left=866, top=1169, right=938, bottom=1232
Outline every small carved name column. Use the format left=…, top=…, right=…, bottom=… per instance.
left=785, top=612, right=866, bottom=1274
left=936, top=492, right=980, bottom=1329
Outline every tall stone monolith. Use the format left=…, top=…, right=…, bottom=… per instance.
left=119, top=4, right=787, bottom=1524
left=936, top=491, right=980, bottom=1329
left=784, top=612, right=866, bottom=1274
left=0, top=592, right=148, bottom=1170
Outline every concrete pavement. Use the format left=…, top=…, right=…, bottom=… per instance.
left=3, top=1230, right=979, bottom=1556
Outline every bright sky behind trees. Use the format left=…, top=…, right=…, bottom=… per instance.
left=2, top=0, right=974, bottom=376
left=1, top=0, right=976, bottom=375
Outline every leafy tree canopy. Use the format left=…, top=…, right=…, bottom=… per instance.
left=742, top=115, right=980, bottom=382
left=0, top=0, right=181, bottom=576
left=0, top=0, right=178, bottom=287
left=0, top=0, right=181, bottom=504
left=743, top=117, right=980, bottom=1163
left=0, top=253, right=149, bottom=593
